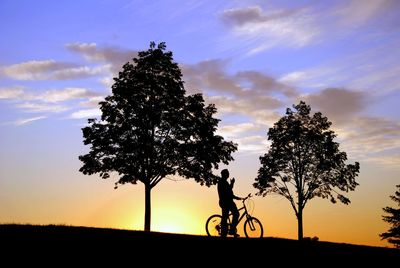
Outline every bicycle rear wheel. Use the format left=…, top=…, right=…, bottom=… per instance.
left=205, top=214, right=222, bottom=237
left=244, top=217, right=263, bottom=238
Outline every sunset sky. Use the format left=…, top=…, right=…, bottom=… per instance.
left=1, top=0, right=399, bottom=247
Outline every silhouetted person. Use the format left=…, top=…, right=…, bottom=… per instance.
left=217, top=169, right=242, bottom=237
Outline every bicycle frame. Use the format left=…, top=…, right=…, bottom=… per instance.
left=205, top=193, right=264, bottom=238
left=227, top=198, right=252, bottom=227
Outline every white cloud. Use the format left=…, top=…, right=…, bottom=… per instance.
left=216, top=122, right=268, bottom=154
left=0, top=86, right=25, bottom=99
left=1, top=60, right=70, bottom=80
left=183, top=59, right=294, bottom=98
left=329, top=116, right=400, bottom=164
left=100, top=76, right=114, bottom=89
left=1, top=60, right=105, bottom=80
left=334, top=0, right=393, bottom=28
left=183, top=59, right=291, bottom=127
left=66, top=42, right=137, bottom=74
left=16, top=102, right=69, bottom=113
left=14, top=116, right=46, bottom=126
left=0, top=85, right=103, bottom=104
left=219, top=1, right=400, bottom=55
left=235, top=135, right=268, bottom=153
left=49, top=65, right=107, bottom=80
left=218, top=122, right=258, bottom=136
left=302, top=88, right=367, bottom=124
left=220, top=6, right=320, bottom=53
left=70, top=108, right=102, bottom=119
left=279, top=38, right=400, bottom=96
left=364, top=154, right=400, bottom=167
left=39, top=87, right=98, bottom=103
left=0, top=84, right=104, bottom=122
left=349, top=64, right=400, bottom=95
left=217, top=122, right=264, bottom=139
left=79, top=96, right=105, bottom=107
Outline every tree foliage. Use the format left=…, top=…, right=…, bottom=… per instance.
left=79, top=42, right=237, bottom=231
left=253, top=101, right=360, bottom=240
left=380, top=184, right=400, bottom=248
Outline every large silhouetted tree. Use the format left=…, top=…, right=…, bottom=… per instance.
left=254, top=101, right=360, bottom=240
left=79, top=42, right=237, bottom=231
left=380, top=184, right=400, bottom=248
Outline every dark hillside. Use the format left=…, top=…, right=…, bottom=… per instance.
left=1, top=224, right=398, bottom=264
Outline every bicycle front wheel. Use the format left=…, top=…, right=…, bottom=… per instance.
left=244, top=217, right=264, bottom=238
left=205, top=214, right=222, bottom=237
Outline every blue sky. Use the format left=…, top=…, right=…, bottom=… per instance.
left=1, top=0, right=399, bottom=246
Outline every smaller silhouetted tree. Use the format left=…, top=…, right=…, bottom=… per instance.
left=254, top=101, right=360, bottom=240
left=380, top=184, right=400, bottom=248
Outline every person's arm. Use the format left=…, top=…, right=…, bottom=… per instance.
left=233, top=194, right=242, bottom=200
left=230, top=178, right=242, bottom=200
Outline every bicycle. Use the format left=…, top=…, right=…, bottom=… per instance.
left=205, top=193, right=264, bottom=238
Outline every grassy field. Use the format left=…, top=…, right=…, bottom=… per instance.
left=1, top=224, right=398, bottom=264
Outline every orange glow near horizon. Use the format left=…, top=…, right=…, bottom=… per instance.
left=78, top=179, right=216, bottom=236
left=125, top=204, right=206, bottom=235
left=0, top=164, right=396, bottom=248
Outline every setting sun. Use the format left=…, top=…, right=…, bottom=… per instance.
left=153, top=211, right=198, bottom=234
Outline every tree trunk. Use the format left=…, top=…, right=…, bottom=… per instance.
left=297, top=207, right=303, bottom=240
left=144, top=182, right=151, bottom=231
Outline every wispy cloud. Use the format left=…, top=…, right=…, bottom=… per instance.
left=70, top=108, right=102, bottom=119
left=38, top=87, right=99, bottom=103
left=1, top=60, right=105, bottom=80
left=219, top=1, right=400, bottom=55
left=216, top=122, right=268, bottom=154
left=0, top=42, right=130, bottom=125
left=220, top=6, right=301, bottom=27
left=183, top=59, right=295, bottom=97
left=218, top=122, right=261, bottom=136
left=188, top=59, right=399, bottom=160
left=302, top=88, right=367, bottom=124
left=335, top=116, right=400, bottom=161
left=182, top=59, right=297, bottom=153
left=208, top=95, right=281, bottom=126
left=235, top=135, right=268, bottom=153
left=79, top=96, right=105, bottom=107
left=183, top=59, right=293, bottom=126
left=365, top=154, right=400, bottom=167
left=0, top=42, right=135, bottom=83
left=0, top=86, right=25, bottom=99
left=293, top=87, right=400, bottom=164
left=0, top=86, right=102, bottom=114
left=14, top=116, right=47, bottom=126
left=1, top=60, right=72, bottom=80
left=334, top=0, right=397, bottom=28
left=66, top=42, right=137, bottom=74
left=15, top=102, right=69, bottom=113
left=0, top=85, right=103, bottom=113
left=279, top=68, right=337, bottom=89
left=279, top=38, right=400, bottom=96
left=220, top=5, right=320, bottom=54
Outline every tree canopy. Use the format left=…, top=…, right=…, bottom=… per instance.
left=254, top=101, right=360, bottom=240
left=380, top=184, right=400, bottom=248
left=79, top=42, right=237, bottom=231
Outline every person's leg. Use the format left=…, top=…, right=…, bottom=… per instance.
left=220, top=207, right=229, bottom=237
left=229, top=202, right=239, bottom=235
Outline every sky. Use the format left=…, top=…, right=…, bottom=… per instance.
left=0, top=0, right=399, bottom=247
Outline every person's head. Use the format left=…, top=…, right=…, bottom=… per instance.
left=221, top=169, right=229, bottom=180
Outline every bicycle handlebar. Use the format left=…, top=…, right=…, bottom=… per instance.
left=242, top=193, right=252, bottom=201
